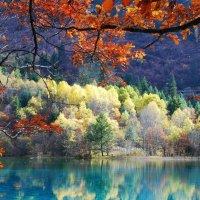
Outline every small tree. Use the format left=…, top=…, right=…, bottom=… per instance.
left=86, top=114, right=113, bottom=156
left=19, top=89, right=31, bottom=108
left=170, top=74, right=177, bottom=98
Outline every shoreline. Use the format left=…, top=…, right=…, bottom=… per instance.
left=1, top=155, right=200, bottom=161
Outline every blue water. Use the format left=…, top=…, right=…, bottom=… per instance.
left=0, top=158, right=200, bottom=200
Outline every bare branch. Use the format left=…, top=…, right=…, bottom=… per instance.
left=91, top=31, right=101, bottom=60
left=29, top=0, right=38, bottom=70
left=144, top=34, right=163, bottom=49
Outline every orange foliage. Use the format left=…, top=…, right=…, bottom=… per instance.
left=167, top=34, right=180, bottom=45
left=102, top=0, right=115, bottom=12
left=102, top=0, right=132, bottom=12
left=0, top=148, right=5, bottom=170
left=122, top=0, right=131, bottom=7
left=0, top=148, right=5, bottom=157
left=0, top=86, right=6, bottom=94
left=14, top=114, right=63, bottom=135
left=0, top=112, right=9, bottom=121
left=186, top=95, right=200, bottom=101
left=0, top=0, right=199, bottom=84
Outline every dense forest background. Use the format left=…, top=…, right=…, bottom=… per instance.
left=0, top=69, right=200, bottom=157
left=4, top=30, right=199, bottom=89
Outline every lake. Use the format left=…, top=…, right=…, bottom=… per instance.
left=0, top=158, right=199, bottom=200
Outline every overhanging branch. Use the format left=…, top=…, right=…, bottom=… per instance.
left=50, top=17, right=200, bottom=34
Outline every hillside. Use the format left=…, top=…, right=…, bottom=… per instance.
left=122, top=33, right=200, bottom=89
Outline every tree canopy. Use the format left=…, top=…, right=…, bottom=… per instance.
left=0, top=0, right=199, bottom=85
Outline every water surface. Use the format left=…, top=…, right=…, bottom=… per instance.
left=0, top=158, right=200, bottom=200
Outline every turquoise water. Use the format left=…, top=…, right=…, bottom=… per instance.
left=0, top=158, right=200, bottom=200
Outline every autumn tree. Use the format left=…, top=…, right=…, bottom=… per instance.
left=0, top=113, right=63, bottom=155
left=140, top=102, right=167, bottom=155
left=0, top=0, right=198, bottom=84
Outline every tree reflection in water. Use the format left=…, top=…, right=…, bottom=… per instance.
left=0, top=158, right=199, bottom=200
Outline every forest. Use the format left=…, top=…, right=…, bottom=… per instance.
left=0, top=69, right=200, bottom=159
left=0, top=0, right=199, bottom=169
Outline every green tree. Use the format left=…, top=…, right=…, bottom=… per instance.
left=179, top=95, right=187, bottom=109
left=14, top=68, right=22, bottom=79
left=19, top=89, right=32, bottom=107
left=167, top=97, right=180, bottom=115
left=167, top=95, right=187, bottom=115
left=195, top=102, right=200, bottom=117
left=86, top=114, right=113, bottom=156
left=76, top=62, right=103, bottom=85
left=11, top=96, right=21, bottom=115
left=118, top=87, right=130, bottom=104
left=125, top=126, right=140, bottom=146
left=48, top=104, right=59, bottom=123
left=138, top=77, right=149, bottom=94
left=170, top=74, right=177, bottom=97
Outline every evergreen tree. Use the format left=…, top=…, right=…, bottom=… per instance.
left=170, top=74, right=177, bottom=97
left=11, top=96, right=21, bottom=113
left=179, top=95, right=188, bottom=109
left=48, top=104, right=59, bottom=123
left=19, top=89, right=31, bottom=107
left=154, top=87, right=159, bottom=95
left=167, top=97, right=181, bottom=115
left=159, top=91, right=167, bottom=101
left=28, top=71, right=40, bottom=82
left=167, top=75, right=185, bottom=115
left=195, top=102, right=200, bottom=117
left=187, top=100, right=194, bottom=109
left=147, top=85, right=154, bottom=94
left=86, top=114, right=113, bottom=156
left=167, top=95, right=187, bottom=115
left=24, top=54, right=32, bottom=65
left=138, top=77, right=149, bottom=94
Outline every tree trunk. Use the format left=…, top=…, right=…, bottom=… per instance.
left=101, top=143, right=103, bottom=156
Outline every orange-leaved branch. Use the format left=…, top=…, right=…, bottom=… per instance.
left=14, top=114, right=63, bottom=135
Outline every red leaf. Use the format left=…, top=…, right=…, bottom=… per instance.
left=121, top=0, right=131, bottom=6
left=102, top=0, right=115, bottom=12
left=0, top=162, right=3, bottom=170
left=0, top=86, right=6, bottom=94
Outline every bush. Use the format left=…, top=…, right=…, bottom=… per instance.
left=12, top=137, right=31, bottom=156
left=0, top=137, right=14, bottom=156
left=0, top=137, right=31, bottom=156
left=31, top=133, right=66, bottom=155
